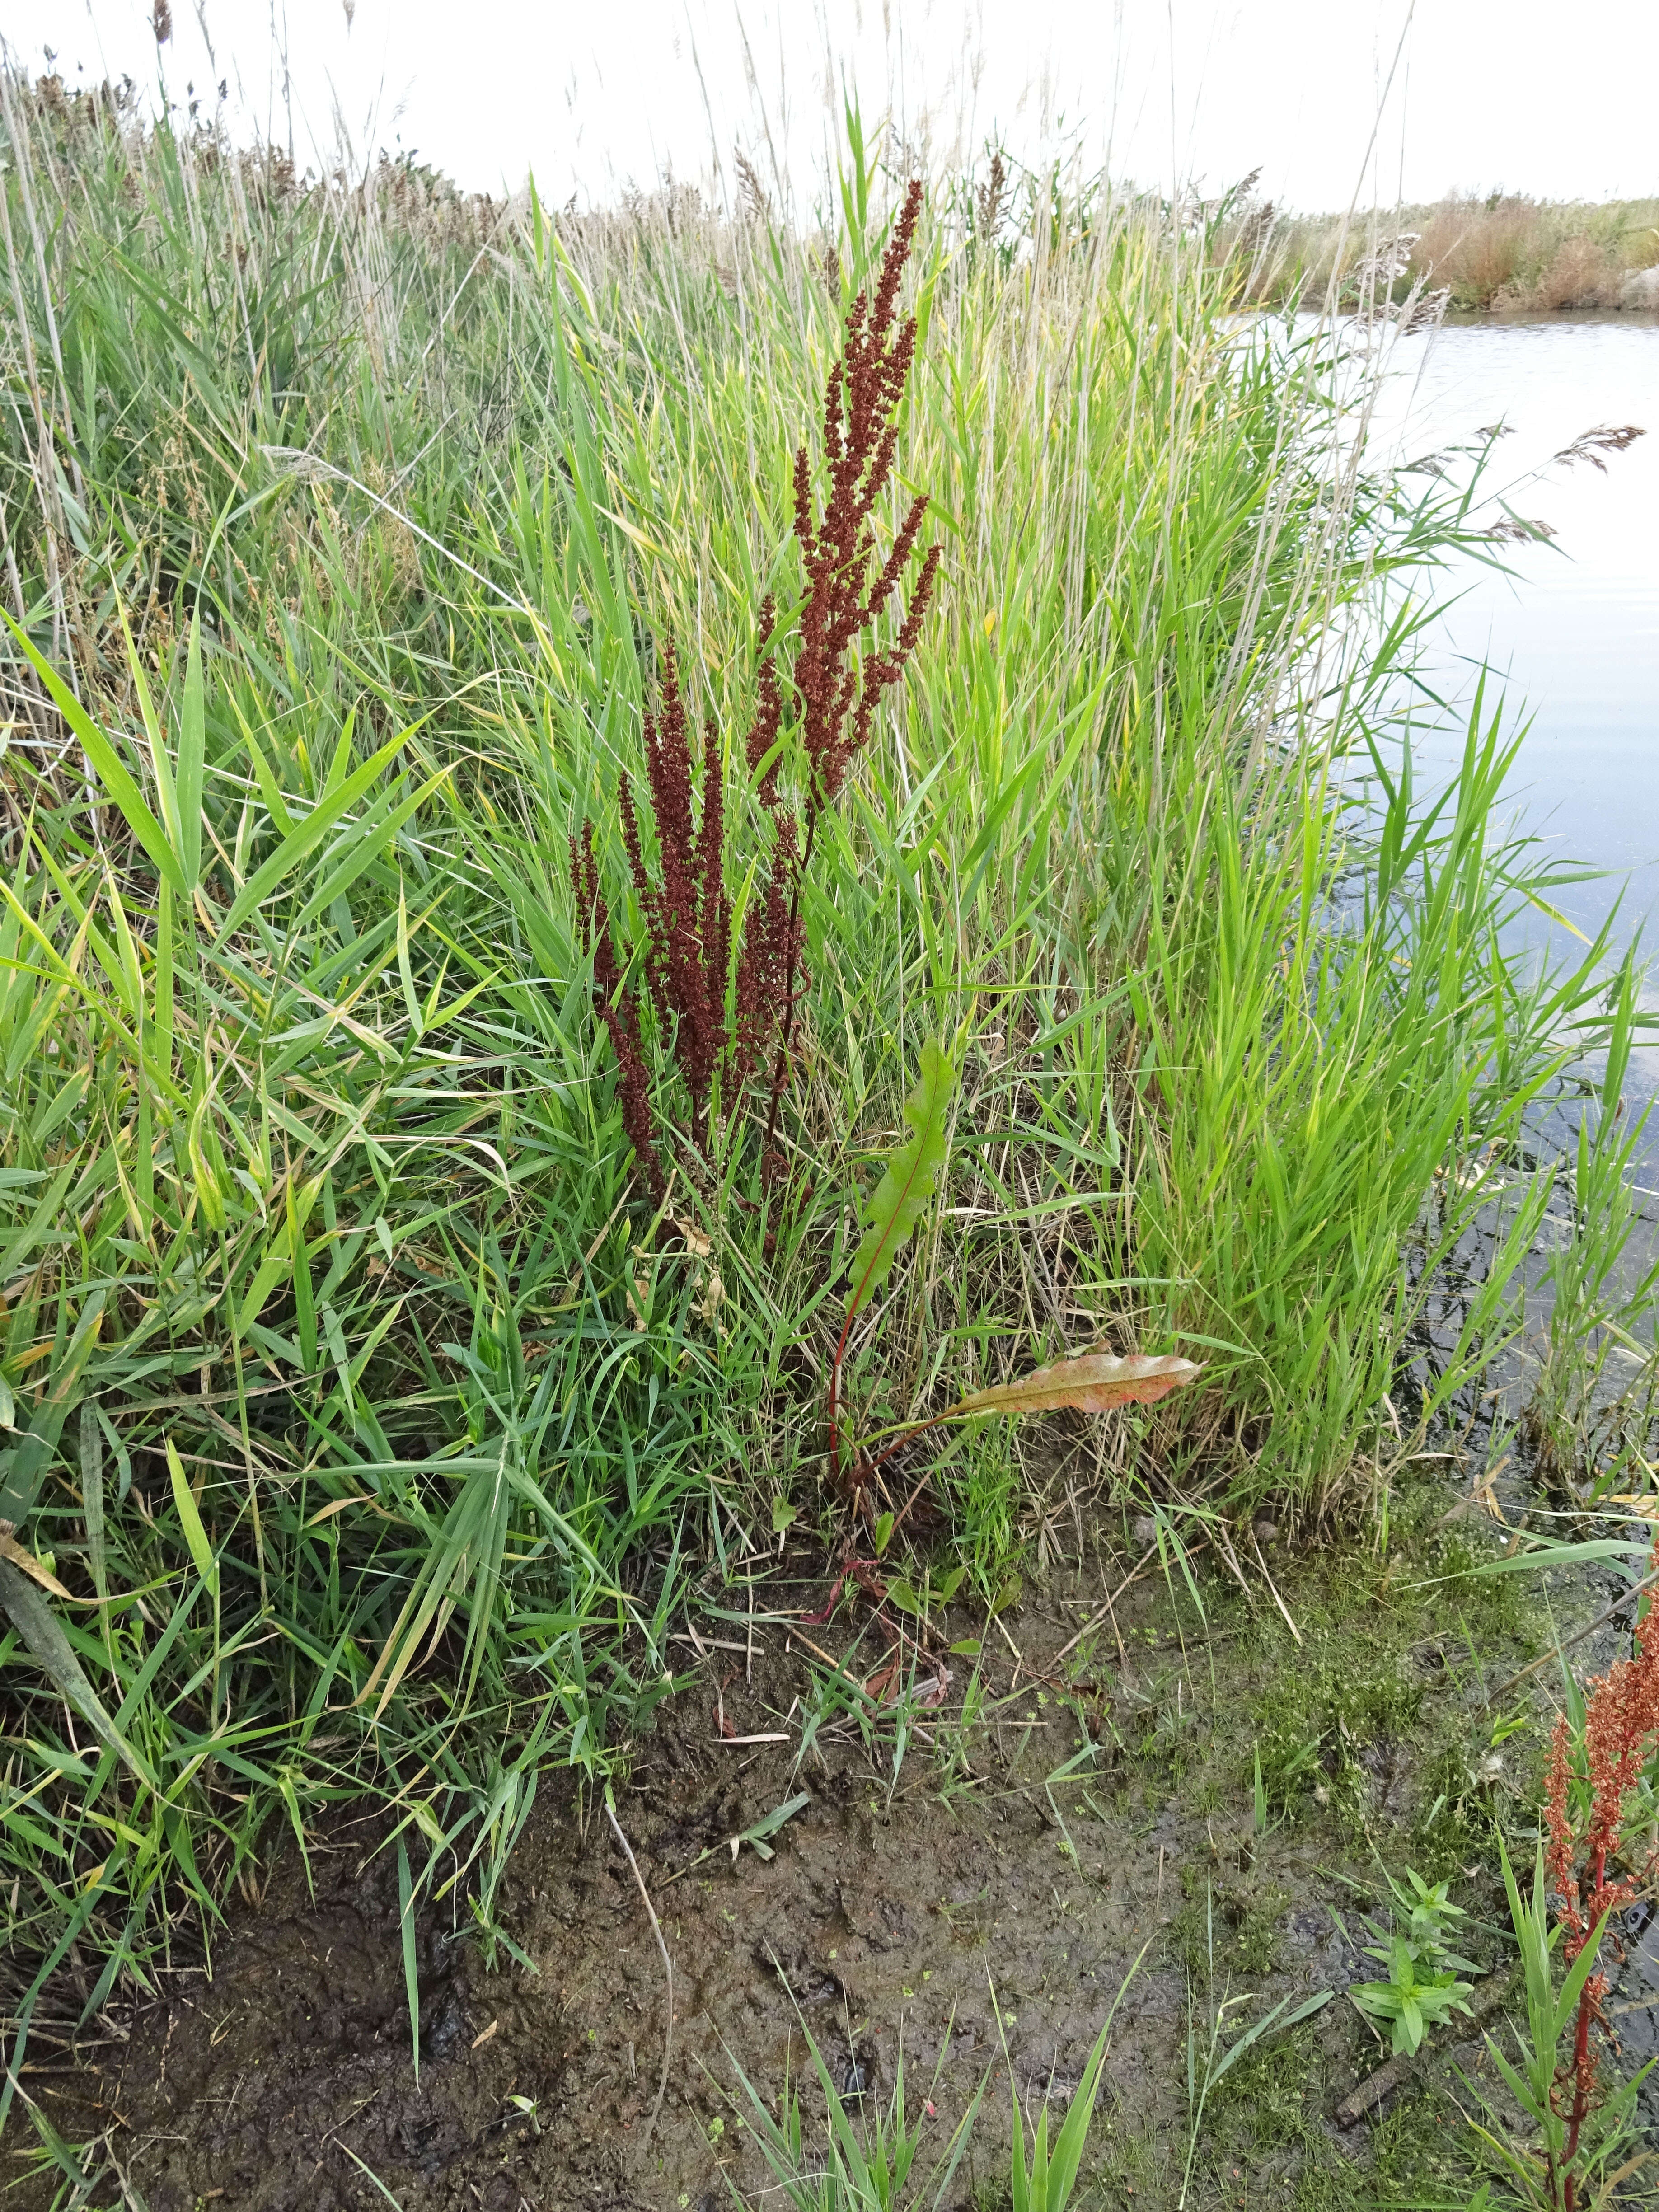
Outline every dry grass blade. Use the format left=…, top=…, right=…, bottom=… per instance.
left=605, top=1795, right=674, bottom=2158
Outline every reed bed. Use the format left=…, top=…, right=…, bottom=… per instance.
left=0, top=71, right=1635, bottom=2088
left=1223, top=185, right=1659, bottom=312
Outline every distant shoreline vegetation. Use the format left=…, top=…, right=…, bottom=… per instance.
left=1219, top=187, right=1659, bottom=314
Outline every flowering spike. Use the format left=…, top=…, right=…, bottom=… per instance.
left=569, top=825, right=666, bottom=1205
left=573, top=178, right=936, bottom=1204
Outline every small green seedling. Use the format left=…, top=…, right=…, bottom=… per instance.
left=726, top=2006, right=984, bottom=2212
left=1001, top=1943, right=1151, bottom=2212
left=1346, top=1867, right=1479, bottom=2056
left=675, top=1790, right=812, bottom=1880
left=727, top=1792, right=811, bottom=1864
left=885, top=1561, right=967, bottom=1623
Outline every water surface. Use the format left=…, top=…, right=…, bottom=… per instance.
left=1368, top=310, right=1659, bottom=1126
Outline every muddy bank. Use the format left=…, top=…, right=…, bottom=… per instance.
left=9, top=1507, right=1600, bottom=2212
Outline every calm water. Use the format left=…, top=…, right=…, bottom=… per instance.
left=1367, top=311, right=1659, bottom=1119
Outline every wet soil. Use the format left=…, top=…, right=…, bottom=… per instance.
left=4, top=1525, right=1575, bottom=2212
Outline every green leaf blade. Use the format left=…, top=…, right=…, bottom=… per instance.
left=178, top=612, right=206, bottom=893
left=166, top=1438, right=219, bottom=1598
left=3, top=614, right=187, bottom=900
left=214, top=726, right=420, bottom=942
left=846, top=1038, right=956, bottom=1323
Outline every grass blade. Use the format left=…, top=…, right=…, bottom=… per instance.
left=3, top=615, right=187, bottom=899
left=397, top=1836, right=421, bottom=2085
left=0, top=1559, right=154, bottom=1789
left=846, top=1038, right=955, bottom=1322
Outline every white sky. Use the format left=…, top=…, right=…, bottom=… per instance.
left=7, top=0, right=1656, bottom=215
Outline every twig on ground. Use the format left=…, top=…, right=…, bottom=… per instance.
left=605, top=1795, right=674, bottom=2156
left=1250, top=1526, right=1303, bottom=1646
left=1486, top=1565, right=1659, bottom=1707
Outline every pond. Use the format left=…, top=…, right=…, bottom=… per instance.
left=1370, top=309, right=1659, bottom=1128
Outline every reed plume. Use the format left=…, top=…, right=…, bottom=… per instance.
left=1552, top=423, right=1646, bottom=474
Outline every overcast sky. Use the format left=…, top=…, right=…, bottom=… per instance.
left=9, top=0, right=1656, bottom=215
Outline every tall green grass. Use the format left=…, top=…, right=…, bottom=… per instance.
left=0, top=72, right=1630, bottom=2068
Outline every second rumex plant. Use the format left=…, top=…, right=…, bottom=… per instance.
left=1537, top=1546, right=1659, bottom=2209
left=571, top=178, right=941, bottom=1205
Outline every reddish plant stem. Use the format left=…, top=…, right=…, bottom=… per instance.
left=828, top=1379, right=963, bottom=1527
left=1563, top=1841, right=1607, bottom=2207
left=863, top=1409, right=955, bottom=1481
left=759, top=803, right=820, bottom=1187
left=1542, top=1547, right=1659, bottom=2211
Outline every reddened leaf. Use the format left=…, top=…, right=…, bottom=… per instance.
left=941, top=1351, right=1201, bottom=1421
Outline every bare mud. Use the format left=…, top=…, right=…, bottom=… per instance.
left=5, top=1518, right=1580, bottom=2212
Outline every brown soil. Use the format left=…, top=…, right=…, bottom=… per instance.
left=2, top=1557, right=1514, bottom=2212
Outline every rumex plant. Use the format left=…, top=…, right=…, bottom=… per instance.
left=1473, top=1836, right=1654, bottom=2212
left=570, top=178, right=941, bottom=1204
left=1465, top=1564, right=1659, bottom=2211
left=1532, top=1575, right=1659, bottom=2208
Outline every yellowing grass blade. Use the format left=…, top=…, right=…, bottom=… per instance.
left=0, top=1529, right=74, bottom=1599
left=177, top=610, right=205, bottom=894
